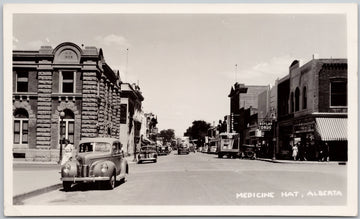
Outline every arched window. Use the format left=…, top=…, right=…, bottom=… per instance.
left=13, top=108, right=29, bottom=144
left=303, top=86, right=307, bottom=109
left=60, top=109, right=75, bottom=144
left=290, top=92, right=294, bottom=113
left=295, top=87, right=300, bottom=111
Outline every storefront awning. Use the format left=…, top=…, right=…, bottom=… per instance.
left=315, top=118, right=347, bottom=141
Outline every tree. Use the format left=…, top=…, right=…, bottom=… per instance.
left=158, top=129, right=175, bottom=143
left=184, top=120, right=211, bottom=147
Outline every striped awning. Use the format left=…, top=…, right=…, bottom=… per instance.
left=315, top=118, right=347, bottom=141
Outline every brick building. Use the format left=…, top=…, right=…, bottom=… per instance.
left=228, top=83, right=268, bottom=146
left=277, top=58, right=347, bottom=161
left=13, top=42, right=121, bottom=161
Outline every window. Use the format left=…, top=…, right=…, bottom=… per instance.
left=330, top=81, right=347, bottom=106
left=120, top=104, right=127, bottom=124
left=13, top=108, right=29, bottom=144
left=303, top=87, right=307, bottom=109
left=60, top=71, right=75, bottom=93
left=290, top=92, right=294, bottom=113
left=16, top=71, right=28, bottom=92
left=295, top=87, right=300, bottom=111
left=59, top=109, right=75, bottom=144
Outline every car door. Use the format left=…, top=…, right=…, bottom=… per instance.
left=111, top=141, right=121, bottom=175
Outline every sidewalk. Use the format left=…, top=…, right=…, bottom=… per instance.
left=13, top=165, right=61, bottom=196
left=13, top=157, right=137, bottom=201
left=256, top=157, right=346, bottom=165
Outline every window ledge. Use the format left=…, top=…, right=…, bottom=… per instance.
left=13, top=92, right=38, bottom=96
left=52, top=93, right=82, bottom=97
left=329, top=106, right=347, bottom=109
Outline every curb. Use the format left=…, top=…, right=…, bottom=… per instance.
left=13, top=183, right=62, bottom=205
left=256, top=158, right=346, bottom=165
left=13, top=160, right=59, bottom=165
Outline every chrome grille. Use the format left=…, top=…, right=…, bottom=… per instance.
left=81, top=165, right=89, bottom=177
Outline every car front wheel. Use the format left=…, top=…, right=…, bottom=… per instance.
left=106, top=172, right=116, bottom=190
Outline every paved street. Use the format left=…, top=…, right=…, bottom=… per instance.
left=18, top=152, right=346, bottom=205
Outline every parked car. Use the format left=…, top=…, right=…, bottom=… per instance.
left=60, top=138, right=128, bottom=191
left=138, top=145, right=158, bottom=163
left=240, top=144, right=258, bottom=159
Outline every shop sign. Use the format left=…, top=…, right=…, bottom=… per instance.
left=294, top=123, right=314, bottom=133
left=255, top=129, right=263, bottom=137
left=259, top=121, right=273, bottom=131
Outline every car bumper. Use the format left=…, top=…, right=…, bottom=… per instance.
left=139, top=158, right=156, bottom=161
left=61, top=176, right=110, bottom=182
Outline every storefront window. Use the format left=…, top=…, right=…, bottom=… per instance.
left=330, top=81, right=347, bottom=107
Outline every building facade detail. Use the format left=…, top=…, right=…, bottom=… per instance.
left=13, top=42, right=122, bottom=161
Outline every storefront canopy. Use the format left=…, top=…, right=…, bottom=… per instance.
left=315, top=118, right=347, bottom=141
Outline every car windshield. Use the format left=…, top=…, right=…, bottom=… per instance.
left=79, top=142, right=111, bottom=153
left=141, top=146, right=156, bottom=152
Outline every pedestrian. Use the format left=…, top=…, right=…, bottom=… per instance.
left=318, top=143, right=324, bottom=162
left=61, top=139, right=75, bottom=165
left=292, top=143, right=298, bottom=161
left=324, top=142, right=330, bottom=162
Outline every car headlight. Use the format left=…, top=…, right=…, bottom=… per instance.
left=63, top=163, right=71, bottom=174
left=101, top=163, right=108, bottom=173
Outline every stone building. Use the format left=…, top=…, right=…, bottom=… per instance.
left=277, top=58, right=347, bottom=161
left=13, top=42, right=121, bottom=161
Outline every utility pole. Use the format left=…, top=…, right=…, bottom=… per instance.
left=235, top=64, right=238, bottom=82
left=126, top=48, right=129, bottom=77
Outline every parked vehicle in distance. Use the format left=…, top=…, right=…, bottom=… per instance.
left=240, top=144, right=259, bottom=159
left=208, top=138, right=219, bottom=154
left=217, top=133, right=240, bottom=158
left=138, top=145, right=158, bottom=163
left=60, top=138, right=128, bottom=191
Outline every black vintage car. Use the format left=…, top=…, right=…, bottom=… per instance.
left=157, top=145, right=170, bottom=156
left=138, top=145, right=158, bottom=163
left=240, top=144, right=260, bottom=159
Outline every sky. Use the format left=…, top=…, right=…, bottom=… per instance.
left=13, top=14, right=347, bottom=136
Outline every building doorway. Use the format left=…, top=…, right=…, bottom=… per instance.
left=59, top=109, right=75, bottom=145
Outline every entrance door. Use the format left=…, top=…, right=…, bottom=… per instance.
left=59, top=109, right=75, bottom=145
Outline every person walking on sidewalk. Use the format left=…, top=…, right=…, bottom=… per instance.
left=292, top=143, right=298, bottom=161
left=61, top=139, right=75, bottom=165
left=323, top=142, right=330, bottom=162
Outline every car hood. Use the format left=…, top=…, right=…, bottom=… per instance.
left=140, top=150, right=156, bottom=153
left=76, top=152, right=110, bottom=165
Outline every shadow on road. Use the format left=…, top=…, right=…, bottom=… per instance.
left=60, top=179, right=126, bottom=192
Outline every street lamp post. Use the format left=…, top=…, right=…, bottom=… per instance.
left=272, top=114, right=277, bottom=160
left=59, top=111, right=65, bottom=164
